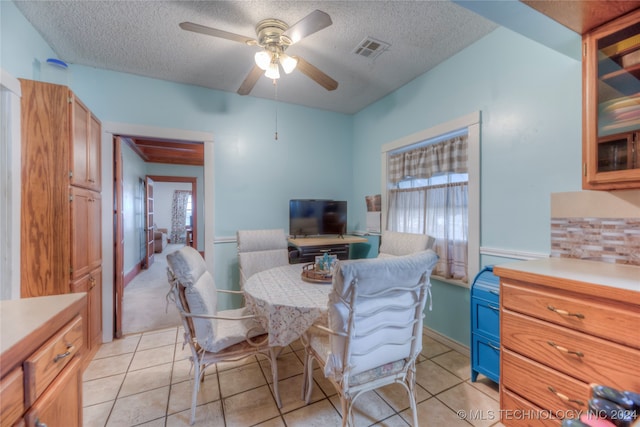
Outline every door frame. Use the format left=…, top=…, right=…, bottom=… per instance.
left=103, top=122, right=214, bottom=342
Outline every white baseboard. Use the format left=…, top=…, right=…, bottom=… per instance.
left=423, top=326, right=470, bottom=357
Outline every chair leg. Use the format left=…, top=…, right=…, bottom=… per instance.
left=407, top=383, right=418, bottom=426
left=341, top=396, right=351, bottom=427
left=300, top=333, right=309, bottom=400
left=269, top=347, right=282, bottom=408
left=407, top=366, right=418, bottom=426
left=190, top=362, right=201, bottom=425
left=304, top=353, right=315, bottom=403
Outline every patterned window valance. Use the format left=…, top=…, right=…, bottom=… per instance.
left=388, top=135, right=468, bottom=184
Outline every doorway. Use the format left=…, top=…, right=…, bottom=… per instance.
left=109, top=126, right=211, bottom=339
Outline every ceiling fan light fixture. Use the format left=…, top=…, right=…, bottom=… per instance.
left=265, top=62, right=280, bottom=79
left=279, top=53, right=298, bottom=74
left=254, top=51, right=271, bottom=70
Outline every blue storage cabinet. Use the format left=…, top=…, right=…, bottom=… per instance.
left=470, top=265, right=500, bottom=384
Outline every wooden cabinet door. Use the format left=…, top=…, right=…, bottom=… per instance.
left=70, top=95, right=101, bottom=191
left=88, top=267, right=103, bottom=352
left=69, top=276, right=90, bottom=358
left=88, top=112, right=102, bottom=190
left=70, top=187, right=101, bottom=280
left=582, top=9, right=640, bottom=190
left=70, top=95, right=89, bottom=189
left=24, top=357, right=82, bottom=427
left=88, top=192, right=102, bottom=270
left=19, top=79, right=71, bottom=297
left=70, top=267, right=102, bottom=357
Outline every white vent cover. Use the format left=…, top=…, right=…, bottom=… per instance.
left=352, top=37, right=390, bottom=59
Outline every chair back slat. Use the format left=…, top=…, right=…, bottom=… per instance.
left=237, top=229, right=288, bottom=252
left=327, top=250, right=438, bottom=378
left=167, top=246, right=219, bottom=349
left=378, top=231, right=436, bottom=257
left=237, top=229, right=289, bottom=288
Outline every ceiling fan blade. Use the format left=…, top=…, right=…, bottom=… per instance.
left=283, top=10, right=332, bottom=44
left=293, top=56, right=338, bottom=91
left=237, top=64, right=264, bottom=95
left=179, top=22, right=256, bottom=45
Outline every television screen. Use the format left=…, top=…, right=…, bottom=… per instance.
left=289, top=200, right=347, bottom=237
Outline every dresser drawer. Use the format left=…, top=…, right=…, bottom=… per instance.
left=502, top=309, right=640, bottom=391
left=501, top=389, right=560, bottom=427
left=472, top=296, right=500, bottom=339
left=24, top=315, right=83, bottom=406
left=502, top=281, right=640, bottom=349
left=502, top=349, right=590, bottom=415
left=0, top=367, right=24, bottom=427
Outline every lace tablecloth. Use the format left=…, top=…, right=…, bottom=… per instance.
left=244, top=264, right=331, bottom=347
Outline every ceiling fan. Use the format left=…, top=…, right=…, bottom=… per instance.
left=179, top=10, right=338, bottom=96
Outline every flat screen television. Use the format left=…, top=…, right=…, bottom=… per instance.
left=289, top=199, right=347, bottom=237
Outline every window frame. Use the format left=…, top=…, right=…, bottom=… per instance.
left=381, top=111, right=481, bottom=287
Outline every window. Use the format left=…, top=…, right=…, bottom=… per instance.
left=382, top=112, right=480, bottom=286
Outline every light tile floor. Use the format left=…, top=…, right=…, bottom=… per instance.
left=83, top=327, right=505, bottom=426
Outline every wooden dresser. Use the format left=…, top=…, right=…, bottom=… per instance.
left=494, top=258, right=640, bottom=426
left=0, top=293, right=86, bottom=427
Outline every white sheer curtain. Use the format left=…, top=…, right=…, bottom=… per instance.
left=388, top=182, right=468, bottom=282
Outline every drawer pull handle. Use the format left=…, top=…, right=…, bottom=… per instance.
left=53, top=344, right=73, bottom=363
left=547, top=341, right=584, bottom=358
left=35, top=419, right=48, bottom=427
left=488, top=304, right=499, bottom=312
left=547, top=305, right=584, bottom=319
left=489, top=290, right=499, bottom=296
left=488, top=342, right=500, bottom=352
left=547, top=386, right=585, bottom=406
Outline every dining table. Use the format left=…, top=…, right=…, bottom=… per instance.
left=243, top=263, right=332, bottom=347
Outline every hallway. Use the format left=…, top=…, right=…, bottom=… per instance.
left=122, top=244, right=183, bottom=335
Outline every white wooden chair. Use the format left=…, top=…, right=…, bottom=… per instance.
left=378, top=230, right=436, bottom=258
left=166, top=246, right=281, bottom=425
left=301, top=250, right=439, bottom=427
left=237, top=228, right=290, bottom=288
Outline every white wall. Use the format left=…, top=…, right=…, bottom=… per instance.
left=154, top=181, right=192, bottom=232
left=0, top=69, right=21, bottom=300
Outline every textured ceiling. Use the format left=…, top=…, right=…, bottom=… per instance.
left=14, top=1, right=498, bottom=114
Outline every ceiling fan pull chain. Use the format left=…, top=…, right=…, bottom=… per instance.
left=274, top=79, right=278, bottom=140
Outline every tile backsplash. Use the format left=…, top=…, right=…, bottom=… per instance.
left=551, top=217, right=640, bottom=265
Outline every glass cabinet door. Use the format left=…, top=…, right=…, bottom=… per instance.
left=583, top=9, right=640, bottom=189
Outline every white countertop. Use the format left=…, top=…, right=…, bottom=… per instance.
left=494, top=258, right=639, bottom=304
left=0, top=293, right=86, bottom=356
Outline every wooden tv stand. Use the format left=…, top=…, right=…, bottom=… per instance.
left=288, top=235, right=367, bottom=263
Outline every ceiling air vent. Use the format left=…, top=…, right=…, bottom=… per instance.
left=352, top=37, right=390, bottom=59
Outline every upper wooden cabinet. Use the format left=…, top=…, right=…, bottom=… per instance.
left=71, top=94, right=101, bottom=191
left=582, top=9, right=640, bottom=190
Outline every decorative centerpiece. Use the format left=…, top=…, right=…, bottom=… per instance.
left=301, top=252, right=337, bottom=284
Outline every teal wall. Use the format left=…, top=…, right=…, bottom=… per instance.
left=2, top=1, right=584, bottom=347
left=351, top=27, right=581, bottom=343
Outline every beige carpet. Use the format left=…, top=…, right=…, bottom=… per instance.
left=122, top=244, right=183, bottom=335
